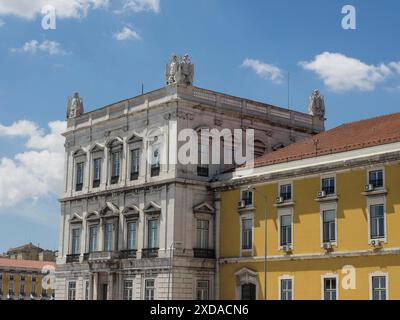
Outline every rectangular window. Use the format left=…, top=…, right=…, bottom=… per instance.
left=127, top=222, right=137, bottom=250
left=8, top=276, right=14, bottom=295
left=151, top=145, right=160, bottom=177
left=280, top=215, right=292, bottom=246
left=76, top=162, right=84, bottom=191
left=0, top=275, right=2, bottom=294
left=93, top=158, right=102, bottom=188
left=148, top=220, right=159, bottom=249
left=323, top=278, right=337, bottom=300
left=369, top=170, right=383, bottom=188
left=104, top=223, right=113, bottom=252
left=31, top=277, right=36, bottom=296
left=68, top=282, right=76, bottom=301
left=280, top=279, right=293, bottom=300
left=131, top=149, right=140, bottom=180
left=124, top=280, right=133, bottom=300
left=85, top=281, right=89, bottom=300
left=111, top=151, right=120, bottom=183
left=196, top=220, right=209, bottom=249
left=322, top=177, right=335, bottom=195
left=71, top=228, right=81, bottom=255
left=241, top=219, right=253, bottom=250
left=280, top=184, right=292, bottom=201
left=145, top=279, right=155, bottom=301
left=19, top=280, right=25, bottom=295
left=322, top=210, right=336, bottom=243
left=241, top=190, right=253, bottom=206
left=196, top=280, right=209, bottom=300
left=89, top=226, right=98, bottom=253
left=372, top=276, right=387, bottom=300
left=370, top=204, right=385, bottom=239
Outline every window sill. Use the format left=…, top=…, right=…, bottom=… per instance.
left=274, top=201, right=295, bottom=208
left=315, top=195, right=338, bottom=202
left=362, top=189, right=388, bottom=196
left=238, top=205, right=255, bottom=213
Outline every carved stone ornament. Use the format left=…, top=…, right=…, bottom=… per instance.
left=165, top=54, right=194, bottom=86
left=308, top=89, right=326, bottom=120
left=66, top=92, right=84, bottom=119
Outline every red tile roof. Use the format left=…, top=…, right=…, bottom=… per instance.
left=252, top=113, right=400, bottom=168
left=0, top=258, right=55, bottom=270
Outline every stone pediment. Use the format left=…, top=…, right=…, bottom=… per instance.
left=144, top=201, right=161, bottom=214
left=193, top=202, right=215, bottom=214
left=86, top=211, right=100, bottom=221
left=69, top=213, right=83, bottom=223
left=100, top=202, right=120, bottom=216
left=122, top=204, right=140, bottom=217
left=90, top=143, right=104, bottom=153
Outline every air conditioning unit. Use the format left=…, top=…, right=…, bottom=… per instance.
left=282, top=245, right=292, bottom=253
left=276, top=196, right=284, bottom=204
left=371, top=240, right=383, bottom=247
left=317, top=190, right=327, bottom=198
left=323, top=242, right=333, bottom=251
left=238, top=200, right=246, bottom=209
left=365, top=184, right=374, bottom=192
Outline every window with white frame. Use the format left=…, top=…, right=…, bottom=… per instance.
left=19, top=278, right=25, bottom=295
left=322, top=177, right=335, bottom=195
left=323, top=277, right=337, bottom=300
left=280, top=278, right=293, bottom=300
left=104, top=223, right=113, bottom=252
left=196, top=220, right=209, bottom=249
left=89, top=225, right=98, bottom=253
left=127, top=221, right=137, bottom=250
left=196, top=280, right=209, bottom=300
left=280, top=215, right=292, bottom=246
left=241, top=218, right=253, bottom=250
left=322, top=210, right=336, bottom=243
left=93, top=158, right=102, bottom=188
left=111, top=151, right=120, bottom=184
left=145, top=279, right=155, bottom=300
left=241, top=190, right=253, bottom=207
left=148, top=219, right=159, bottom=249
left=124, top=280, right=134, bottom=300
left=280, top=184, right=292, bottom=201
left=68, top=281, right=76, bottom=300
left=75, top=162, right=84, bottom=191
left=370, top=204, right=385, bottom=239
left=8, top=275, right=14, bottom=295
left=71, top=228, right=81, bottom=255
left=369, top=169, right=384, bottom=188
left=151, top=144, right=161, bottom=177
left=130, top=149, right=140, bottom=180
left=371, top=276, right=387, bottom=300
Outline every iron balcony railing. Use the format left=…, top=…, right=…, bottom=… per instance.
left=142, top=248, right=159, bottom=258
left=66, top=254, right=80, bottom=263
left=193, top=248, right=215, bottom=259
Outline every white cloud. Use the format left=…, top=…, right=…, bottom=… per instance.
left=389, top=62, right=400, bottom=74
left=11, top=40, right=67, bottom=55
left=118, top=0, right=160, bottom=13
left=0, top=0, right=109, bottom=19
left=113, top=26, right=141, bottom=41
left=241, top=58, right=284, bottom=84
left=0, top=120, right=66, bottom=209
left=299, top=52, right=393, bottom=92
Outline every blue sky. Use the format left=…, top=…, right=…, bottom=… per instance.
left=0, top=0, right=399, bottom=253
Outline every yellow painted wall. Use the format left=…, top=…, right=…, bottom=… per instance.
left=0, top=271, right=52, bottom=298
left=219, top=164, right=400, bottom=300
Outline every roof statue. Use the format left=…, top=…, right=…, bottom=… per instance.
left=308, top=89, right=325, bottom=120
left=67, top=92, right=84, bottom=119
left=166, top=54, right=194, bottom=86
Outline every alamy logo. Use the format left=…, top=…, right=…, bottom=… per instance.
left=42, top=5, right=57, bottom=30
left=342, top=5, right=356, bottom=30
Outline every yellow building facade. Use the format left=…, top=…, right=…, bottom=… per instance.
left=216, top=113, right=400, bottom=300
left=0, top=258, right=55, bottom=300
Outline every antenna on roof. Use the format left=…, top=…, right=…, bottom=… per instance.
left=141, top=84, right=144, bottom=95
left=287, top=71, right=291, bottom=110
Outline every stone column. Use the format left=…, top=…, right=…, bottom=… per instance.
left=89, top=273, right=94, bottom=300
left=107, top=273, right=114, bottom=300
left=93, top=273, right=98, bottom=300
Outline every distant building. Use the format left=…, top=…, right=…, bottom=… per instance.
left=0, top=258, right=55, bottom=300
left=6, top=243, right=56, bottom=262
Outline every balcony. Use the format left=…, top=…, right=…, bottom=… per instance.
left=151, top=165, right=160, bottom=177
left=120, top=250, right=137, bottom=259
left=197, top=166, right=209, bottom=177
left=111, top=176, right=119, bottom=185
left=193, top=248, right=215, bottom=259
left=130, top=172, right=139, bottom=181
left=142, top=248, right=159, bottom=259
left=66, top=254, right=80, bottom=263
left=92, top=179, right=100, bottom=188
left=88, top=251, right=120, bottom=262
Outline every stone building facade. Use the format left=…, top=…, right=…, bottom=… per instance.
left=55, top=57, right=324, bottom=300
